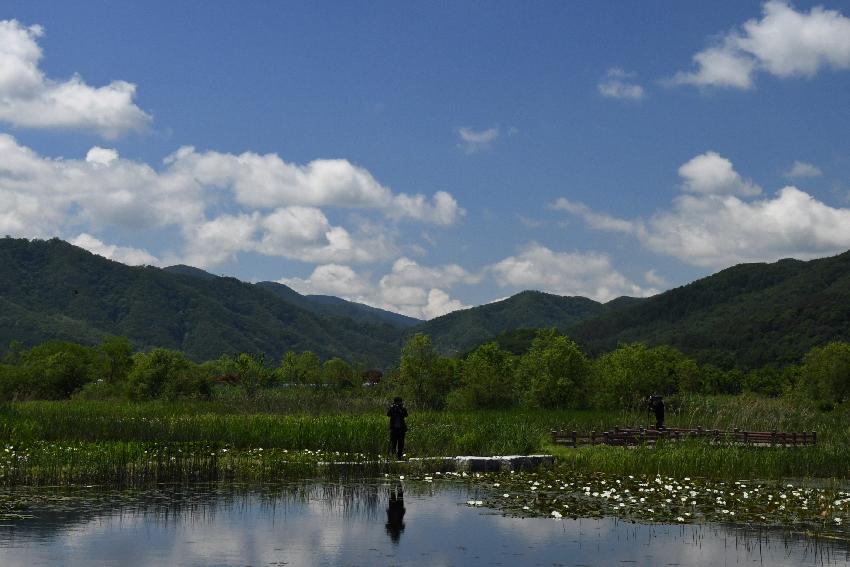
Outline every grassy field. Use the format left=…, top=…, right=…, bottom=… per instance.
left=0, top=393, right=848, bottom=485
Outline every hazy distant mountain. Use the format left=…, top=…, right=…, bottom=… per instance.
left=0, top=237, right=401, bottom=366
left=256, top=281, right=421, bottom=329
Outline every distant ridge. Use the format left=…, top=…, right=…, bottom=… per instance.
left=4, top=237, right=850, bottom=369
left=255, top=282, right=421, bottom=329
left=409, top=290, right=607, bottom=354
left=567, top=253, right=850, bottom=368
left=0, top=237, right=401, bottom=366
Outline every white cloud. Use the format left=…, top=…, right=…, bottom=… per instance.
left=85, top=146, right=119, bottom=167
left=457, top=127, right=499, bottom=153
left=644, top=269, right=668, bottom=288
left=678, top=151, right=761, bottom=196
left=0, top=20, right=150, bottom=137
left=70, top=233, right=159, bottom=266
left=279, top=264, right=372, bottom=297
left=489, top=243, right=657, bottom=302
left=671, top=1, right=850, bottom=89
left=164, top=146, right=463, bottom=225
left=554, top=151, right=850, bottom=269
left=598, top=68, right=645, bottom=100
left=279, top=257, right=476, bottom=319
left=784, top=160, right=823, bottom=178
left=0, top=134, right=457, bottom=268
left=549, top=198, right=637, bottom=232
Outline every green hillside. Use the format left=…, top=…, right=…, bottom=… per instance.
left=568, top=253, right=850, bottom=368
left=0, top=237, right=401, bottom=366
left=409, top=290, right=606, bottom=354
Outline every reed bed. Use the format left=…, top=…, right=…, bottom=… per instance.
left=0, top=395, right=847, bottom=485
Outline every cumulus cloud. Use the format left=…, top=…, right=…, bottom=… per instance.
left=671, top=1, right=850, bottom=89
left=549, top=198, right=636, bottom=232
left=0, top=134, right=459, bottom=267
left=489, top=243, right=657, bottom=302
left=554, top=151, right=850, bottom=269
left=70, top=233, right=159, bottom=266
left=597, top=68, right=645, bottom=100
left=279, top=257, right=477, bottom=319
left=784, top=160, right=823, bottom=178
left=163, top=146, right=463, bottom=225
left=0, top=20, right=150, bottom=137
left=678, top=151, right=761, bottom=196
left=457, top=127, right=499, bottom=153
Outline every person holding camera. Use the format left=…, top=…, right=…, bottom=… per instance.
left=387, top=396, right=408, bottom=460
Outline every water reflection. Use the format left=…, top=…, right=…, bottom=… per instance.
left=0, top=481, right=848, bottom=566
left=385, top=484, right=405, bottom=543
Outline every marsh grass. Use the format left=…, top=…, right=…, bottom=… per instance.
left=0, top=394, right=848, bottom=485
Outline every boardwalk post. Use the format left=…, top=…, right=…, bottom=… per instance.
left=812, top=431, right=817, bottom=445
left=591, top=430, right=596, bottom=445
left=792, top=432, right=797, bottom=446
left=743, top=431, right=749, bottom=444
left=572, top=431, right=577, bottom=448
left=771, top=429, right=777, bottom=447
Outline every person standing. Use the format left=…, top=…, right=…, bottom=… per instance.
left=387, top=396, right=408, bottom=460
left=651, top=395, right=665, bottom=430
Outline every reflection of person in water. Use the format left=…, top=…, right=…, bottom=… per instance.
left=385, top=485, right=406, bottom=544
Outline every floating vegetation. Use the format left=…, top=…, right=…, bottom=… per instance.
left=434, top=469, right=850, bottom=540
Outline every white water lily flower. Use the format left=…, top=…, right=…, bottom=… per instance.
left=551, top=511, right=563, bottom=518
left=522, top=506, right=530, bottom=510
left=676, top=516, right=685, bottom=522
left=835, top=518, right=843, bottom=524
left=399, top=475, right=405, bottom=480
left=503, top=494, right=510, bottom=498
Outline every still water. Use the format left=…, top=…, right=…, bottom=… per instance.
left=0, top=481, right=847, bottom=566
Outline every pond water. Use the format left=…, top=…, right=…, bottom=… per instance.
left=0, top=480, right=848, bottom=566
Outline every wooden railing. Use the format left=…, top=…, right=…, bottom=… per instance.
left=551, top=426, right=816, bottom=447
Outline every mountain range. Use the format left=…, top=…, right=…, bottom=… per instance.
left=2, top=236, right=850, bottom=369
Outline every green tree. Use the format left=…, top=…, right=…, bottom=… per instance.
left=277, top=351, right=299, bottom=384
left=296, top=351, right=322, bottom=384
left=126, top=348, right=209, bottom=400
left=516, top=329, right=590, bottom=409
left=322, top=357, right=354, bottom=387
left=233, top=352, right=272, bottom=397
left=98, top=335, right=134, bottom=384
left=399, top=333, right=453, bottom=409
left=800, top=342, right=850, bottom=404
left=449, top=342, right=516, bottom=409
left=592, top=343, right=692, bottom=409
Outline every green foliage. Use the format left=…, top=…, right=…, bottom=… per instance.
left=125, top=349, right=210, bottom=401
left=516, top=329, right=591, bottom=409
left=592, top=343, right=689, bottom=409
left=448, top=342, right=516, bottom=409
left=98, top=335, right=134, bottom=384
left=0, top=341, right=101, bottom=400
left=322, top=357, right=354, bottom=387
left=399, top=333, right=455, bottom=409
left=800, top=342, right=850, bottom=404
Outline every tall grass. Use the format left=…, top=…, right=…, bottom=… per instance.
left=0, top=394, right=848, bottom=485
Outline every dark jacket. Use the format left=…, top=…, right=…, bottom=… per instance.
left=387, top=403, right=408, bottom=431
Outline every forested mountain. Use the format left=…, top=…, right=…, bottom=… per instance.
left=0, top=238, right=401, bottom=366
left=567, top=252, right=850, bottom=368
left=410, top=290, right=608, bottom=354
left=5, top=237, right=850, bottom=370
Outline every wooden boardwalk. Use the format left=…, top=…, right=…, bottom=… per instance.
left=551, top=426, right=816, bottom=448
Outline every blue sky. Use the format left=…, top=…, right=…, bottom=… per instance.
left=2, top=1, right=850, bottom=318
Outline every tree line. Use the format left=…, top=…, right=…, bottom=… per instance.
left=1, top=330, right=849, bottom=410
